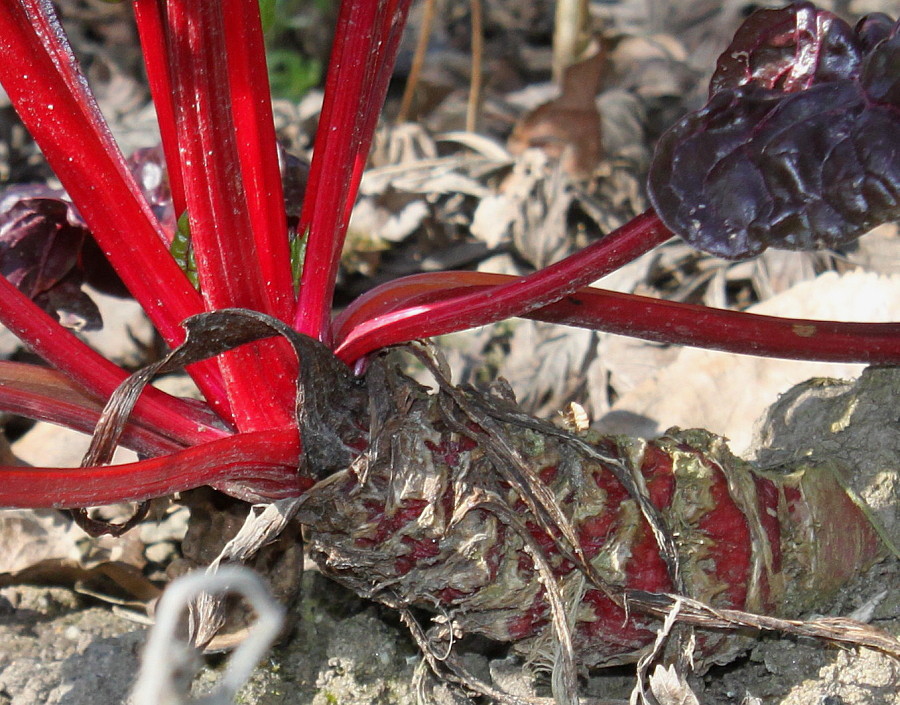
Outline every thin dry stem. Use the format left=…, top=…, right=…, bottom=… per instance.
left=552, top=0, right=590, bottom=83
left=466, top=0, right=484, bottom=133
left=396, top=0, right=436, bottom=123
left=627, top=592, right=900, bottom=660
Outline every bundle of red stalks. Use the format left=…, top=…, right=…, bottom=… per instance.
left=0, top=0, right=898, bottom=702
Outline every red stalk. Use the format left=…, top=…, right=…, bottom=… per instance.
left=0, top=362, right=183, bottom=456
left=221, top=0, right=295, bottom=322
left=0, top=0, right=417, bottom=509
left=2, top=0, right=892, bottom=520
left=294, top=0, right=413, bottom=342
left=294, top=0, right=378, bottom=341
left=333, top=210, right=671, bottom=357
left=163, top=0, right=296, bottom=430
left=0, top=274, right=226, bottom=446
left=132, top=0, right=187, bottom=217
left=0, top=428, right=303, bottom=508
left=336, top=0, right=414, bottom=270
left=334, top=270, right=900, bottom=365
left=0, top=0, right=230, bottom=419
left=0, top=0, right=200, bottom=341
left=529, top=289, right=900, bottom=363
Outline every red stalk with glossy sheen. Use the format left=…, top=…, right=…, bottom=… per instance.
left=132, top=0, right=187, bottom=217
left=0, top=0, right=418, bottom=509
left=334, top=210, right=671, bottom=358
left=336, top=0, right=413, bottom=266
left=334, top=271, right=900, bottom=365
left=221, top=0, right=295, bottom=322
left=0, top=0, right=896, bottom=516
left=294, top=0, right=380, bottom=340
left=0, top=274, right=224, bottom=446
left=0, top=362, right=184, bottom=456
left=0, top=0, right=201, bottom=343
left=0, top=429, right=303, bottom=508
left=294, top=0, right=413, bottom=341
left=164, top=0, right=295, bottom=430
left=529, top=288, right=900, bottom=363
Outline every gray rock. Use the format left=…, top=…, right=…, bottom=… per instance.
left=0, top=587, right=142, bottom=705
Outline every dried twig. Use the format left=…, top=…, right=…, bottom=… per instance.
left=396, top=0, right=436, bottom=124
left=466, top=0, right=484, bottom=133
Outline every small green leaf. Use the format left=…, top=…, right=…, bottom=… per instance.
left=290, top=226, right=308, bottom=291
left=258, top=0, right=277, bottom=34
left=170, top=211, right=199, bottom=289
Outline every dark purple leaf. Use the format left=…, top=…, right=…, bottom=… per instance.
left=709, top=3, right=862, bottom=94
left=279, top=145, right=309, bottom=222
left=80, top=230, right=131, bottom=300
left=33, top=269, right=102, bottom=332
left=855, top=13, right=895, bottom=52
left=0, top=190, right=122, bottom=330
left=648, top=3, right=900, bottom=259
left=859, top=15, right=900, bottom=104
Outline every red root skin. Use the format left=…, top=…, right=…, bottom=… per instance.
left=298, top=368, right=886, bottom=668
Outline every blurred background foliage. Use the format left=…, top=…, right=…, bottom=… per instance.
left=260, top=0, right=334, bottom=100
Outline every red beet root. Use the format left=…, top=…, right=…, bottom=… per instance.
left=298, top=356, right=887, bottom=670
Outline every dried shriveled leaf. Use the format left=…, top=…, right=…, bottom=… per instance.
left=0, top=509, right=82, bottom=576
left=487, top=320, right=599, bottom=419
left=648, top=3, right=900, bottom=259
left=507, top=45, right=606, bottom=177
left=647, top=664, right=701, bottom=705
left=0, top=508, right=158, bottom=604
left=74, top=309, right=366, bottom=520
left=471, top=149, right=578, bottom=268
left=169, top=489, right=303, bottom=653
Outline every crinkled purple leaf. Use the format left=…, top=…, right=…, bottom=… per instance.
left=709, top=2, right=861, bottom=94
left=648, top=4, right=900, bottom=259
left=855, top=13, right=896, bottom=52
left=859, top=16, right=900, bottom=104
left=0, top=192, right=127, bottom=330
